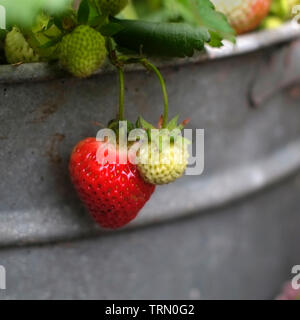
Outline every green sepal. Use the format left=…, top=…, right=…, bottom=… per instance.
left=167, top=115, right=179, bottom=131
left=108, top=119, right=135, bottom=137
left=136, top=116, right=155, bottom=130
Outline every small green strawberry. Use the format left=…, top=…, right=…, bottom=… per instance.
left=5, top=27, right=40, bottom=64
left=138, top=140, right=189, bottom=185
left=59, top=25, right=107, bottom=78
left=135, top=112, right=190, bottom=186
left=97, top=0, right=129, bottom=16
left=131, top=59, right=190, bottom=185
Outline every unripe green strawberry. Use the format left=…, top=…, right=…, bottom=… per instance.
left=59, top=25, right=107, bottom=78
left=212, top=0, right=272, bottom=34
left=5, top=27, right=40, bottom=64
left=137, top=142, right=189, bottom=185
left=97, top=0, right=129, bottom=16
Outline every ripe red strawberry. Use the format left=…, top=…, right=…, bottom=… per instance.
left=69, top=138, right=155, bottom=229
left=212, top=0, right=272, bottom=34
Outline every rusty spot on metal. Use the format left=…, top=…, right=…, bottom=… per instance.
left=91, top=121, right=105, bottom=128
left=30, top=83, right=66, bottom=123
left=45, top=133, right=65, bottom=165
left=287, top=84, right=300, bottom=99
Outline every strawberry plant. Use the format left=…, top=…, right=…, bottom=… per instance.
left=0, top=0, right=236, bottom=229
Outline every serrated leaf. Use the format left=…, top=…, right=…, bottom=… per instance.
left=189, top=0, right=236, bottom=43
left=112, top=18, right=210, bottom=57
left=77, top=0, right=90, bottom=24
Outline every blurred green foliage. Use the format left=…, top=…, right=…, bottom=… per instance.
left=0, top=0, right=72, bottom=28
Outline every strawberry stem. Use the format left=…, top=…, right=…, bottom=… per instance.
left=106, top=39, right=169, bottom=127
left=118, top=67, right=125, bottom=121
left=106, top=37, right=126, bottom=121
left=140, top=59, right=169, bottom=129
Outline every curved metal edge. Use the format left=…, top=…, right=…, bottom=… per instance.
left=1, top=139, right=300, bottom=248
left=206, top=21, right=300, bottom=58
left=0, top=22, right=299, bottom=84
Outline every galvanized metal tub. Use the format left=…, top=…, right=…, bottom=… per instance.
left=0, top=23, right=300, bottom=299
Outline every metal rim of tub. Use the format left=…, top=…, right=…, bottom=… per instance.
left=0, top=21, right=300, bottom=84
left=1, top=22, right=300, bottom=247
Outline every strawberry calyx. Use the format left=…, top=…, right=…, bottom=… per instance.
left=136, top=115, right=191, bottom=153
left=105, top=34, right=191, bottom=161
left=107, top=119, right=135, bottom=140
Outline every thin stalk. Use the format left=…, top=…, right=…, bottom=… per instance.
left=118, top=67, right=125, bottom=121
left=106, top=37, right=125, bottom=121
left=140, top=59, right=169, bottom=128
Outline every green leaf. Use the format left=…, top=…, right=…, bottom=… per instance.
left=136, top=116, right=155, bottom=130
left=77, top=0, right=90, bottom=25
left=100, top=22, right=125, bottom=36
left=189, top=0, right=236, bottom=43
left=112, top=18, right=210, bottom=57
left=38, top=37, right=62, bottom=49
left=207, top=31, right=223, bottom=48
left=89, top=15, right=104, bottom=27
left=132, top=0, right=235, bottom=45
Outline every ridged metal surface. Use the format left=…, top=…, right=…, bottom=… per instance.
left=0, top=23, right=300, bottom=248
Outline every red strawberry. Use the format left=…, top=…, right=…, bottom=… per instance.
left=212, top=0, right=272, bottom=34
left=69, top=137, right=155, bottom=229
